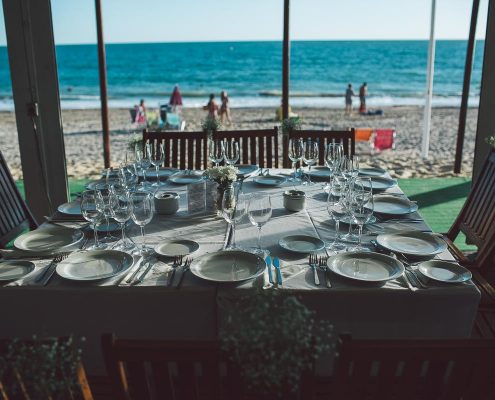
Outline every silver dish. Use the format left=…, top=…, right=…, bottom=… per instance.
left=14, top=226, right=83, bottom=254
left=361, top=176, right=397, bottom=191
left=376, top=231, right=447, bottom=257
left=57, top=200, right=82, bottom=215
left=371, top=195, right=418, bottom=215
left=168, top=172, right=203, bottom=185
left=154, top=239, right=200, bottom=257
left=358, top=167, right=387, bottom=177
left=0, top=260, right=35, bottom=281
left=279, top=235, right=325, bottom=254
left=417, top=260, right=472, bottom=283
left=253, top=175, right=287, bottom=187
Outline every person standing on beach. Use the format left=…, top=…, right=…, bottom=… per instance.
left=359, top=82, right=368, bottom=114
left=219, top=91, right=232, bottom=125
left=345, top=84, right=355, bottom=115
left=203, top=93, right=219, bottom=118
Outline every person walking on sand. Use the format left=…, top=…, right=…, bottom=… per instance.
left=203, top=93, right=219, bottom=119
left=219, top=91, right=232, bottom=125
left=345, top=84, right=355, bottom=115
left=359, top=82, right=368, bottom=114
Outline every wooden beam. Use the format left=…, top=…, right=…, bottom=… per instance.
left=282, top=0, right=290, bottom=120
left=95, top=0, right=111, bottom=168
left=454, top=0, right=480, bottom=174
left=473, top=0, right=495, bottom=182
left=3, top=0, right=68, bottom=220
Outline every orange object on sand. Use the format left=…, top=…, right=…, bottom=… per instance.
left=355, top=128, right=373, bottom=142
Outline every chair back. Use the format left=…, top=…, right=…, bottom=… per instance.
left=101, top=334, right=242, bottom=400
left=143, top=130, right=208, bottom=170
left=333, top=334, right=495, bottom=400
left=283, top=129, right=355, bottom=167
left=447, top=148, right=495, bottom=269
left=373, top=129, right=395, bottom=151
left=355, top=128, right=373, bottom=142
left=212, top=127, right=279, bottom=168
left=0, top=151, right=38, bottom=248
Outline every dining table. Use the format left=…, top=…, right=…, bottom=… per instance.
left=0, top=167, right=481, bottom=375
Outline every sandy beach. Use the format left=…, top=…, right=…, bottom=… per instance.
left=0, top=106, right=478, bottom=180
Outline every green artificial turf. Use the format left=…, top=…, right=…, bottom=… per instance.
left=15, top=179, right=89, bottom=201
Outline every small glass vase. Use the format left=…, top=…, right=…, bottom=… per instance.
left=216, top=182, right=234, bottom=216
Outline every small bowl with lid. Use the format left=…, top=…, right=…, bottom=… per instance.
left=154, top=191, right=180, bottom=215
left=283, top=190, right=306, bottom=212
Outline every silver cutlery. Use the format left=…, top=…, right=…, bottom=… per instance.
left=36, top=253, right=69, bottom=285
left=308, top=254, right=320, bottom=286
left=273, top=257, right=282, bottom=285
left=402, top=271, right=417, bottom=291
left=168, top=255, right=183, bottom=287
left=265, top=256, right=274, bottom=284
left=125, top=256, right=148, bottom=284
left=132, top=259, right=155, bottom=285
left=176, top=257, right=193, bottom=289
left=318, top=256, right=331, bottom=288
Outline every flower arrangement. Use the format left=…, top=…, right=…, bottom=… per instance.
left=486, top=135, right=495, bottom=147
left=204, top=165, right=239, bottom=185
left=281, top=116, right=302, bottom=135
left=127, top=133, right=143, bottom=152
left=201, top=117, right=222, bottom=136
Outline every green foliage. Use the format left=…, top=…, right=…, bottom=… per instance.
left=127, top=133, right=143, bottom=152
left=219, top=290, right=334, bottom=397
left=0, top=336, right=84, bottom=399
left=486, top=136, right=495, bottom=147
left=281, top=117, right=302, bottom=135
left=201, top=117, right=222, bottom=135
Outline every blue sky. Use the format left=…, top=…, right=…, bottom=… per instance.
left=0, top=0, right=489, bottom=45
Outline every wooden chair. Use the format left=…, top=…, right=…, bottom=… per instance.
left=212, top=127, right=279, bottom=168
left=101, top=334, right=243, bottom=400
left=0, top=150, right=37, bottom=248
left=143, top=130, right=208, bottom=170
left=332, top=334, right=495, bottom=400
left=443, top=148, right=495, bottom=307
left=283, top=129, right=355, bottom=168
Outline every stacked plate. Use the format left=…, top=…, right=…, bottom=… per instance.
left=0, top=260, right=35, bottom=281
left=361, top=176, right=397, bottom=192
left=155, top=239, right=199, bottom=257
left=168, top=171, right=204, bottom=185
left=416, top=260, right=472, bottom=283
left=358, top=167, right=387, bottom=177
left=279, top=235, right=325, bottom=254
left=370, top=195, right=418, bottom=216
left=376, top=231, right=447, bottom=258
left=253, top=175, right=286, bottom=187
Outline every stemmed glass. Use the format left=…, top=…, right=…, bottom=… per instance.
left=348, top=178, right=374, bottom=251
left=341, top=155, right=360, bottom=181
left=302, top=140, right=318, bottom=185
left=247, top=193, right=272, bottom=255
left=136, top=144, right=152, bottom=190
left=80, top=190, right=106, bottom=250
left=208, top=139, right=224, bottom=167
left=95, top=184, right=119, bottom=243
left=324, top=142, right=343, bottom=189
left=222, top=186, right=246, bottom=249
left=130, top=192, right=154, bottom=255
left=110, top=188, right=134, bottom=251
left=288, top=138, right=303, bottom=182
left=326, top=178, right=347, bottom=251
left=224, top=141, right=240, bottom=166
left=148, top=142, right=165, bottom=187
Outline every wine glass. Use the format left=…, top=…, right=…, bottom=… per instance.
left=224, top=141, right=240, bottom=166
left=208, top=139, right=224, bottom=167
left=288, top=138, right=303, bottom=182
left=222, top=187, right=246, bottom=249
left=326, top=179, right=347, bottom=251
left=130, top=192, right=154, bottom=255
left=110, top=190, right=134, bottom=250
left=148, top=142, right=165, bottom=187
left=80, top=190, right=106, bottom=250
left=348, top=178, right=374, bottom=251
left=247, top=193, right=272, bottom=255
left=302, top=140, right=318, bottom=185
left=341, top=155, right=360, bottom=182
left=136, top=144, right=152, bottom=190
left=95, top=184, right=119, bottom=243
left=324, top=142, right=343, bottom=189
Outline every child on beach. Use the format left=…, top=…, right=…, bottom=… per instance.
left=345, top=84, right=355, bottom=115
left=219, top=91, right=232, bottom=125
left=359, top=82, right=368, bottom=114
left=203, top=93, right=219, bottom=118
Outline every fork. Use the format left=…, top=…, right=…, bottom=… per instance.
left=318, top=256, right=331, bottom=288
left=168, top=255, right=183, bottom=287
left=36, top=253, right=70, bottom=285
left=308, top=254, right=320, bottom=286
left=176, top=257, right=193, bottom=289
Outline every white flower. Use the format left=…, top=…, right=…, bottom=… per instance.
left=205, top=165, right=239, bottom=183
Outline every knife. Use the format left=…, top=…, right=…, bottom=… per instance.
left=265, top=256, right=274, bottom=284
left=133, top=260, right=154, bottom=285
left=273, top=257, right=282, bottom=285
left=125, top=257, right=147, bottom=284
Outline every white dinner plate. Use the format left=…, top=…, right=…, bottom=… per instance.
left=253, top=175, right=286, bottom=187
left=376, top=231, right=447, bottom=257
left=370, top=195, right=418, bottom=215
left=237, top=165, right=259, bottom=178
left=14, top=226, right=83, bottom=254
left=417, top=260, right=472, bottom=283
left=57, top=200, right=82, bottom=215
left=327, top=251, right=405, bottom=282
left=168, top=172, right=204, bottom=185
left=358, top=167, right=387, bottom=177
left=361, top=176, right=397, bottom=191
left=56, top=250, right=133, bottom=281
left=279, top=235, right=325, bottom=254
left=85, top=179, right=119, bottom=190
left=189, top=250, right=266, bottom=283
left=136, top=168, right=178, bottom=179
left=0, top=260, right=35, bottom=281
left=306, top=166, right=330, bottom=180
left=154, top=239, right=200, bottom=257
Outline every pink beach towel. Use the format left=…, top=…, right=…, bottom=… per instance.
left=373, top=129, right=395, bottom=151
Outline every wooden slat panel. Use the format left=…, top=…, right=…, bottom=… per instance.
left=250, top=136, right=256, bottom=167
left=179, top=137, right=186, bottom=170
left=258, top=135, right=264, bottom=168
left=126, top=362, right=150, bottom=399
left=242, top=136, right=249, bottom=165
left=266, top=134, right=273, bottom=168
left=150, top=361, right=173, bottom=400
left=274, top=133, right=279, bottom=168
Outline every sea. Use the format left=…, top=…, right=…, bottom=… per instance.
left=0, top=40, right=485, bottom=110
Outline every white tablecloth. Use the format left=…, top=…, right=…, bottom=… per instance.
left=0, top=169, right=480, bottom=374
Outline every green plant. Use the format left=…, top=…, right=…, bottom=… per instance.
left=281, top=116, right=302, bottom=135
left=219, top=289, right=334, bottom=398
left=0, top=336, right=84, bottom=399
left=486, top=135, right=495, bottom=147
left=201, top=117, right=222, bottom=136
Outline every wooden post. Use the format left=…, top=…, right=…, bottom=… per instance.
left=282, top=0, right=290, bottom=120
left=95, top=0, right=110, bottom=168
left=454, top=0, right=480, bottom=174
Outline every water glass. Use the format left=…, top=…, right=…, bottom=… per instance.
left=349, top=178, right=374, bottom=251
left=208, top=139, right=224, bottom=167
left=80, top=190, right=106, bottom=250
left=326, top=179, right=347, bottom=251
left=95, top=185, right=119, bottom=243
left=324, top=142, right=343, bottom=187
left=148, top=142, right=165, bottom=187
left=130, top=192, right=154, bottom=255
left=247, top=193, right=272, bottom=255
left=288, top=138, right=303, bottom=182
left=110, top=191, right=134, bottom=251
left=222, top=186, right=246, bottom=249
left=224, top=141, right=240, bottom=166
left=302, top=140, right=318, bottom=185
left=341, top=155, right=360, bottom=181
left=136, top=144, right=152, bottom=190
